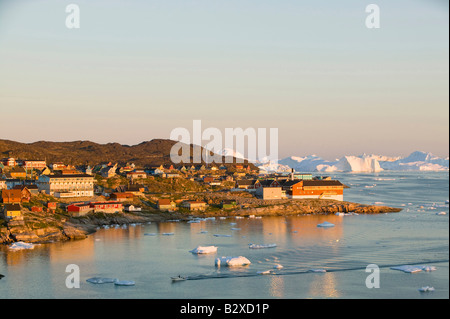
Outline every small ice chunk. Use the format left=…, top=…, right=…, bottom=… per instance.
left=248, top=243, right=277, bottom=249
left=391, top=265, right=436, bottom=273
left=436, top=212, right=447, bottom=215
left=162, top=232, right=174, bottom=236
left=257, top=270, right=273, bottom=275
left=418, top=286, right=435, bottom=292
left=189, top=246, right=218, bottom=254
left=274, top=264, right=284, bottom=269
left=144, top=233, right=157, bottom=236
left=309, top=269, right=327, bottom=273
left=213, top=234, right=232, bottom=237
left=317, top=222, right=335, bottom=228
left=215, top=256, right=251, bottom=267
left=8, top=242, right=37, bottom=251
left=86, top=277, right=117, bottom=284
left=114, top=280, right=135, bottom=286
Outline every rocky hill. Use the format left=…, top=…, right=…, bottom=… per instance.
left=0, top=139, right=256, bottom=168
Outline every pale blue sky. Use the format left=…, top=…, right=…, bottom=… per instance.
left=0, top=0, right=448, bottom=159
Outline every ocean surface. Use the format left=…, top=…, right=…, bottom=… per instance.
left=1, top=171, right=448, bottom=299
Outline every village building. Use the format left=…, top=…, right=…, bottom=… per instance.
left=10, top=167, right=27, bottom=179
left=110, top=192, right=135, bottom=202
left=126, top=184, right=145, bottom=195
left=255, top=186, right=283, bottom=200
left=235, top=179, right=261, bottom=190
left=67, top=201, right=123, bottom=217
left=12, top=185, right=38, bottom=196
left=100, top=164, right=118, bottom=178
left=156, top=199, right=176, bottom=211
left=282, top=179, right=347, bottom=201
left=2, top=158, right=16, bottom=167
left=37, top=174, right=94, bottom=198
left=126, top=171, right=147, bottom=182
left=66, top=202, right=92, bottom=216
left=181, top=200, right=207, bottom=211
left=0, top=178, right=6, bottom=190
left=40, top=167, right=52, bottom=175
left=90, top=201, right=123, bottom=214
left=47, top=202, right=58, bottom=212
left=124, top=204, right=142, bottom=212
left=2, top=188, right=31, bottom=204
left=23, top=160, right=47, bottom=170
left=3, top=204, right=22, bottom=219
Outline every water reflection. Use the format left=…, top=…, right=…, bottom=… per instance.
left=308, top=272, right=340, bottom=298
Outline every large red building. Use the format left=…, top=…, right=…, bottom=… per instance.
left=282, top=180, right=347, bottom=201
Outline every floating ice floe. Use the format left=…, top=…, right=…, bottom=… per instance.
left=257, top=270, right=273, bottom=275
left=248, top=243, right=277, bottom=249
left=390, top=265, right=437, bottom=273
left=86, top=277, right=117, bottom=284
left=229, top=222, right=237, bottom=226
left=231, top=228, right=241, bottom=231
left=199, top=230, right=208, bottom=234
left=144, top=233, right=157, bottom=236
left=274, top=264, right=284, bottom=269
left=436, top=212, right=447, bottom=215
left=114, top=280, right=135, bottom=286
left=335, top=212, right=345, bottom=216
left=213, top=234, right=232, bottom=237
left=309, top=269, right=327, bottom=273
left=162, top=232, right=175, bottom=236
left=418, top=286, right=435, bottom=292
left=189, top=246, right=218, bottom=254
left=317, top=222, right=335, bottom=228
left=215, top=256, right=251, bottom=267
left=235, top=216, right=244, bottom=219
left=8, top=242, right=37, bottom=251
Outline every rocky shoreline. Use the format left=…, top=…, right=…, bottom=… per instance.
left=0, top=199, right=402, bottom=246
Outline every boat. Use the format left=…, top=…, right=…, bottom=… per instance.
left=171, top=275, right=186, bottom=282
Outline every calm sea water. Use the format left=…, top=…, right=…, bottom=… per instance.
left=1, top=172, right=448, bottom=299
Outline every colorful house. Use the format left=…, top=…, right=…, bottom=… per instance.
left=157, top=199, right=176, bottom=211
left=3, top=204, right=22, bottom=219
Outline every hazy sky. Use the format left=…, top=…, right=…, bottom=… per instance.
left=0, top=0, right=448, bottom=160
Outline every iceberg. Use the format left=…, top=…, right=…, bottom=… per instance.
left=215, top=256, right=251, bottom=267
left=8, top=242, right=37, bottom=251
left=248, top=243, right=277, bottom=249
left=189, top=246, right=218, bottom=254
left=317, top=221, right=335, bottom=228
left=274, top=151, right=448, bottom=172
left=390, top=265, right=436, bottom=273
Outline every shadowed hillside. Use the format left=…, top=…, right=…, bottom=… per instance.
left=0, top=139, right=256, bottom=168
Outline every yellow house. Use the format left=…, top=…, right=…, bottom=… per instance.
left=3, top=204, right=22, bottom=219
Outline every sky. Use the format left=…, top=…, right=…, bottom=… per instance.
left=0, top=0, right=448, bottom=160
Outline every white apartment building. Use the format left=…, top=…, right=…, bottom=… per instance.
left=38, top=174, right=94, bottom=198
